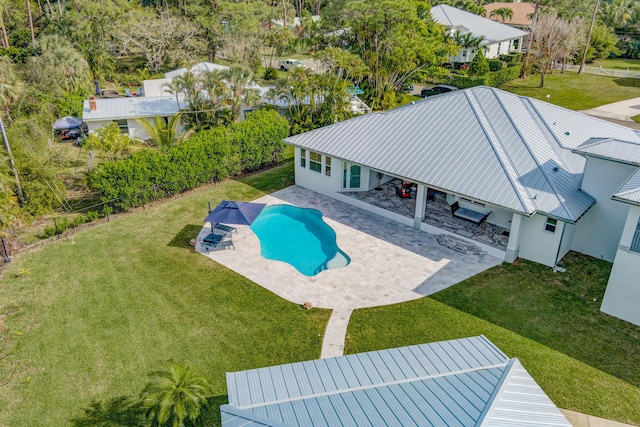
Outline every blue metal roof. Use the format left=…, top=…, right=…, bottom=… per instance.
left=573, top=138, right=640, bottom=166
left=221, top=336, right=570, bottom=427
left=613, top=168, right=640, bottom=206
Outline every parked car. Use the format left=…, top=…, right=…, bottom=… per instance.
left=401, top=81, right=414, bottom=93
left=420, top=84, right=458, bottom=97
left=278, top=59, right=305, bottom=71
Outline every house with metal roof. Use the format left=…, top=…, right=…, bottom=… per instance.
left=285, top=86, right=640, bottom=325
left=432, top=4, right=528, bottom=62
left=221, top=335, right=571, bottom=426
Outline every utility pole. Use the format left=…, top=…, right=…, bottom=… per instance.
left=579, top=0, right=600, bottom=74
left=0, top=117, right=24, bottom=203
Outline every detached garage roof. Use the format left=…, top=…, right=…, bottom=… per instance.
left=286, top=86, right=640, bottom=222
left=432, top=4, right=528, bottom=44
left=221, top=336, right=571, bottom=427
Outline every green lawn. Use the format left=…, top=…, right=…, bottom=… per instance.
left=0, top=162, right=330, bottom=426
left=592, top=57, right=640, bottom=71
left=346, top=253, right=640, bottom=425
left=500, top=72, right=640, bottom=110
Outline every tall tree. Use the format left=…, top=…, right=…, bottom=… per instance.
left=25, top=0, right=35, bottom=45
left=490, top=7, right=514, bottom=22
left=0, top=57, right=21, bottom=124
left=141, top=362, right=213, bottom=427
left=528, top=14, right=584, bottom=87
left=579, top=0, right=600, bottom=74
left=339, top=0, right=456, bottom=109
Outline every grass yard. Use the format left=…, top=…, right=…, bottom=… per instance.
left=0, top=162, right=330, bottom=426
left=346, top=253, right=640, bottom=425
left=500, top=72, right=640, bottom=110
left=592, top=57, right=640, bottom=71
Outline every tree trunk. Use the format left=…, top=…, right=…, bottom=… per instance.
left=3, top=105, right=13, bottom=125
left=36, top=0, right=42, bottom=18
left=0, top=8, right=9, bottom=48
left=26, top=0, right=35, bottom=46
left=578, top=0, right=600, bottom=74
left=539, top=72, right=546, bottom=88
left=44, top=0, right=54, bottom=15
left=281, top=0, right=287, bottom=27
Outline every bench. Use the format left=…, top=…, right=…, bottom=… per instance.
left=450, top=201, right=491, bottom=224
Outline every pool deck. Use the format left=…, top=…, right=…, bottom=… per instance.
left=197, top=186, right=501, bottom=310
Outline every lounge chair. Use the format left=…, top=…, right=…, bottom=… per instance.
left=205, top=239, right=235, bottom=253
left=395, top=186, right=411, bottom=199
left=213, top=223, right=237, bottom=234
left=202, top=232, right=224, bottom=245
left=125, top=88, right=132, bottom=97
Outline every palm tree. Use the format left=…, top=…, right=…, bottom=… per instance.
left=135, top=114, right=192, bottom=148
left=0, top=57, right=21, bottom=124
left=490, top=7, right=514, bottom=23
left=171, top=71, right=201, bottom=127
left=141, top=362, right=213, bottom=427
left=219, top=65, right=260, bottom=122
left=163, top=79, right=184, bottom=110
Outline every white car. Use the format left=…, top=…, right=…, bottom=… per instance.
left=278, top=59, right=305, bottom=71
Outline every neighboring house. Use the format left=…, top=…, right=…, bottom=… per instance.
left=285, top=86, right=640, bottom=325
left=221, top=335, right=572, bottom=426
left=432, top=4, right=528, bottom=62
left=82, top=96, right=185, bottom=140
left=484, top=2, right=535, bottom=30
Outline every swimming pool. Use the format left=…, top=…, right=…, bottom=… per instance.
left=250, top=205, right=350, bottom=276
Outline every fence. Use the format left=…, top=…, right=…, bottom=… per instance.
left=558, top=63, right=640, bottom=78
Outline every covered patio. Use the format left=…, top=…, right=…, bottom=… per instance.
left=342, top=180, right=510, bottom=251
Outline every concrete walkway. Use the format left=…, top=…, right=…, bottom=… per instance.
left=320, top=308, right=352, bottom=359
left=581, top=97, right=640, bottom=122
left=560, top=409, right=635, bottom=427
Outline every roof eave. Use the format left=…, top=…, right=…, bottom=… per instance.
left=571, top=150, right=640, bottom=167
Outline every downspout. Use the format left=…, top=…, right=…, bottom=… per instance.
left=554, top=221, right=567, bottom=270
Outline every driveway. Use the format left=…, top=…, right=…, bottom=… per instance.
left=581, top=97, right=640, bottom=122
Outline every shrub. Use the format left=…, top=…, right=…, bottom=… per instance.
left=488, top=60, right=503, bottom=72
left=264, top=67, right=278, bottom=80
left=500, top=52, right=524, bottom=64
left=448, top=64, right=523, bottom=89
left=468, top=50, right=489, bottom=77
left=89, top=109, right=290, bottom=212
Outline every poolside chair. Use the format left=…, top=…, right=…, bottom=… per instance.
left=205, top=239, right=235, bottom=253
left=125, top=88, right=132, bottom=97
left=395, top=186, right=411, bottom=199
left=213, top=223, right=237, bottom=234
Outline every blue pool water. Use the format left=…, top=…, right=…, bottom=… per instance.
left=250, top=205, right=350, bottom=276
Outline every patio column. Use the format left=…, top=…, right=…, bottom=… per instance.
left=413, top=184, right=427, bottom=228
left=505, top=213, right=523, bottom=263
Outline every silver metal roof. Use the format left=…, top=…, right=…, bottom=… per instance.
left=573, top=138, right=640, bottom=166
left=82, top=96, right=184, bottom=121
left=221, top=336, right=570, bottom=427
left=286, top=86, right=640, bottom=221
left=613, top=168, right=640, bottom=205
left=431, top=4, right=528, bottom=43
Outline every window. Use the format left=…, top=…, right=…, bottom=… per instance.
left=325, top=156, right=331, bottom=176
left=115, top=119, right=128, bottom=133
left=631, top=219, right=640, bottom=253
left=309, top=151, right=322, bottom=173
left=462, top=49, right=467, bottom=57
left=300, top=149, right=306, bottom=168
left=545, top=217, right=557, bottom=233
left=350, top=164, right=361, bottom=188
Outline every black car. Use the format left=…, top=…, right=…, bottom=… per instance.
left=420, top=84, right=458, bottom=97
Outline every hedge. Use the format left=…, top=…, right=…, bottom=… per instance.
left=449, top=64, right=523, bottom=89
left=88, top=109, right=290, bottom=212
left=488, top=60, right=503, bottom=72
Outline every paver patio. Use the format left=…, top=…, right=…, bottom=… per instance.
left=197, top=186, right=502, bottom=310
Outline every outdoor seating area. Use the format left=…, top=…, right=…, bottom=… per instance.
left=342, top=180, right=510, bottom=251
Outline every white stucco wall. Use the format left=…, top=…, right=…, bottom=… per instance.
left=86, top=116, right=185, bottom=141
left=557, top=222, right=576, bottom=262
left=571, top=157, right=636, bottom=261
left=451, top=38, right=522, bottom=62
left=601, top=205, right=640, bottom=326
left=517, top=213, right=564, bottom=267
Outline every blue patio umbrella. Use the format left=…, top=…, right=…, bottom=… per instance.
left=203, top=200, right=267, bottom=225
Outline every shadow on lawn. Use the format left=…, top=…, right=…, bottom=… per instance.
left=71, top=396, right=146, bottom=427
left=71, top=394, right=228, bottom=426
left=613, top=77, right=640, bottom=88
left=168, top=224, right=203, bottom=249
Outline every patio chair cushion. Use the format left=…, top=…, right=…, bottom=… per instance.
left=395, top=186, right=411, bottom=199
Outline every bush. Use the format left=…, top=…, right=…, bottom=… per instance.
left=468, top=50, right=489, bottom=77
left=264, top=67, right=278, bottom=80
left=449, top=64, right=523, bottom=88
left=500, top=52, right=524, bottom=64
left=488, top=60, right=503, bottom=72
left=89, top=109, right=290, bottom=212
left=0, top=47, right=36, bottom=62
